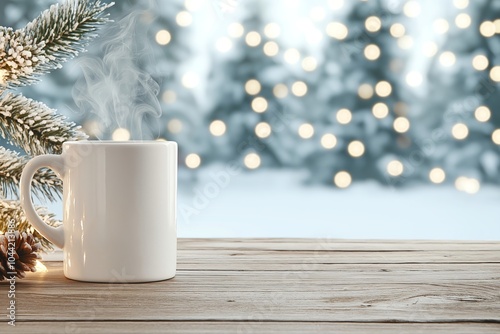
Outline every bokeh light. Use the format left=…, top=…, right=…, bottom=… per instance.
left=112, top=128, right=130, bottom=141
left=334, top=171, right=352, bottom=188
left=474, top=106, right=491, bottom=122
left=298, top=123, right=315, bottom=139
left=326, top=22, right=348, bottom=40
left=387, top=160, right=404, bottom=176
left=245, top=79, right=261, bottom=95
left=255, top=122, right=272, bottom=138
left=372, top=102, right=389, bottom=119
left=251, top=97, right=268, bottom=113
left=185, top=153, right=201, bottom=168
left=321, top=133, right=337, bottom=149
left=209, top=120, right=226, bottom=136
left=336, top=108, right=352, bottom=124
left=347, top=140, right=365, bottom=158
left=155, top=30, right=171, bottom=45
left=452, top=123, right=469, bottom=140
left=429, top=168, right=446, bottom=184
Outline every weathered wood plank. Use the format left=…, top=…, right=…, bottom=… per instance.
left=178, top=239, right=500, bottom=251
left=13, top=267, right=500, bottom=322
left=10, top=322, right=500, bottom=334
left=3, top=238, right=499, bottom=334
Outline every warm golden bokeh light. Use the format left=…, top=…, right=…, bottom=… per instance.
left=209, top=120, right=226, bottom=136
left=334, top=171, right=352, bottom=188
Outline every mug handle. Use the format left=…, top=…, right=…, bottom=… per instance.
left=20, top=155, right=65, bottom=249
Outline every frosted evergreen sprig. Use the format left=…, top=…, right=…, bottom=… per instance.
left=0, top=92, right=87, bottom=156
left=0, top=147, right=62, bottom=201
left=0, top=0, right=114, bottom=88
left=0, top=200, right=60, bottom=250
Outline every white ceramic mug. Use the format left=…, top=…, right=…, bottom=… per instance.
left=20, top=141, right=177, bottom=283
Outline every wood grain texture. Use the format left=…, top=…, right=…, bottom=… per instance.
left=10, top=322, right=500, bottom=334
left=2, top=239, right=500, bottom=334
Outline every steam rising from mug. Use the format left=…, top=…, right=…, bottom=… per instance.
left=72, top=12, right=162, bottom=140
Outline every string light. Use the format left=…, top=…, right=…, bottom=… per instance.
left=321, top=133, right=337, bottom=149
left=181, top=72, right=199, bottom=88
left=403, top=1, right=421, bottom=18
left=215, top=37, right=232, bottom=52
left=387, top=160, right=404, bottom=177
left=364, top=44, right=380, bottom=61
left=365, top=16, right=382, bottom=32
left=284, top=48, right=300, bottom=64
left=251, top=97, right=268, bottom=113
left=185, top=153, right=201, bottom=169
left=83, top=120, right=101, bottom=138
left=372, top=102, right=389, bottom=119
left=455, top=176, right=480, bottom=194
left=155, top=30, right=171, bottom=45
left=245, top=31, right=262, bottom=47
left=162, top=90, right=176, bottom=104
left=358, top=83, right=374, bottom=99
left=375, top=81, right=392, bottom=97
left=492, top=129, right=500, bottom=144
left=393, top=117, right=410, bottom=133
left=489, top=66, right=500, bottom=82
left=263, top=41, right=279, bottom=57
left=264, top=23, right=281, bottom=38
left=112, top=128, right=130, bottom=141
left=35, top=260, right=48, bottom=273
left=334, top=171, right=352, bottom=188
left=273, top=84, right=288, bottom=98
left=433, top=18, right=449, bottom=34
left=184, top=0, right=204, bottom=11
left=347, top=140, right=365, bottom=158
left=480, top=21, right=495, bottom=37
left=455, top=13, right=471, bottom=29
left=439, top=51, right=456, bottom=67
left=309, top=6, right=325, bottom=22
left=474, top=106, right=491, bottom=122
left=167, top=119, right=183, bottom=133
left=245, top=79, right=261, bottom=95
left=302, top=56, right=318, bottom=72
left=298, top=123, right=314, bottom=139
left=209, top=120, right=226, bottom=136
left=472, top=55, right=488, bottom=71
left=451, top=123, right=469, bottom=140
left=291, top=81, right=308, bottom=97
left=176, top=11, right=192, bottom=27
left=397, top=36, right=413, bottom=50
left=495, top=19, right=500, bottom=34
left=255, top=122, right=272, bottom=138
left=390, top=23, right=405, bottom=38
left=429, top=168, right=446, bottom=184
left=228, top=22, right=244, bottom=38
left=326, top=22, right=348, bottom=40
left=405, top=71, right=423, bottom=87
left=244, top=153, right=261, bottom=169
left=423, top=41, right=438, bottom=57
left=453, top=0, right=469, bottom=9
left=328, top=0, right=344, bottom=10
left=336, top=108, right=352, bottom=124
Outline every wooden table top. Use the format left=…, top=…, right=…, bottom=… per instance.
left=4, top=238, right=500, bottom=333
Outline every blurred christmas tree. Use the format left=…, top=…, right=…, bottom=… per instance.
left=412, top=0, right=500, bottom=194
left=4, top=0, right=500, bottom=193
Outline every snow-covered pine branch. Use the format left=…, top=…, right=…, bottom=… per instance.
left=0, top=200, right=60, bottom=250
left=0, top=92, right=88, bottom=156
left=0, top=0, right=114, bottom=88
left=0, top=147, right=62, bottom=201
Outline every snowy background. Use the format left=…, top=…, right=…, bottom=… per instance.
left=2, top=0, right=500, bottom=240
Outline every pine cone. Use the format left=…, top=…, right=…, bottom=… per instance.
left=0, top=231, right=42, bottom=281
